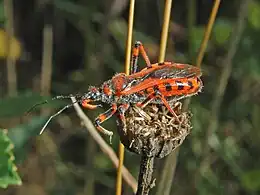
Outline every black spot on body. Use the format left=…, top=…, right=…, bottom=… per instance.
left=164, top=82, right=172, bottom=91
left=153, top=85, right=159, bottom=92
left=158, top=62, right=164, bottom=66
left=144, top=88, right=149, bottom=95
left=95, top=118, right=101, bottom=126
left=188, top=81, right=194, bottom=89
left=104, top=109, right=113, bottom=118
left=176, top=81, right=184, bottom=90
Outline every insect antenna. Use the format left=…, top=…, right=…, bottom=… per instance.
left=26, top=94, right=82, bottom=114
left=26, top=100, right=49, bottom=114
left=39, top=98, right=82, bottom=135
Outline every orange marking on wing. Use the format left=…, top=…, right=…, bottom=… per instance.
left=157, top=77, right=202, bottom=96
left=120, top=76, right=185, bottom=95
left=157, top=83, right=169, bottom=94
left=128, top=63, right=201, bottom=81
left=158, top=80, right=187, bottom=96
left=188, top=77, right=202, bottom=93
left=120, top=78, right=161, bottom=95
left=146, top=87, right=154, bottom=94
left=121, top=77, right=202, bottom=96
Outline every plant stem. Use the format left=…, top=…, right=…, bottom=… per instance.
left=136, top=155, right=155, bottom=195
left=116, top=0, right=136, bottom=194
left=197, top=0, right=251, bottom=182
left=155, top=148, right=179, bottom=195
left=158, top=0, right=173, bottom=63
left=196, top=0, right=221, bottom=68
left=71, top=97, right=138, bottom=192
left=4, top=0, right=17, bottom=97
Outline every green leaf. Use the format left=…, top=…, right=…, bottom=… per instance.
left=54, top=0, right=88, bottom=16
left=0, top=129, right=22, bottom=188
left=7, top=116, right=57, bottom=162
left=208, top=133, right=221, bottom=151
left=0, top=92, right=67, bottom=118
left=212, top=20, right=232, bottom=45
left=191, top=27, right=205, bottom=54
left=0, top=1, right=5, bottom=23
left=94, top=153, right=113, bottom=171
left=108, top=19, right=155, bottom=52
left=8, top=116, right=49, bottom=150
left=248, top=56, right=260, bottom=79
left=248, top=0, right=260, bottom=29
left=241, top=170, right=260, bottom=191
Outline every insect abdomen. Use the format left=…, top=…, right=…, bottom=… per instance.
left=144, top=77, right=202, bottom=96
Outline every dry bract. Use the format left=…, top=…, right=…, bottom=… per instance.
left=116, top=102, right=192, bottom=158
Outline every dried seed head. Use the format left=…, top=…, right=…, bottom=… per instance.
left=116, top=102, right=192, bottom=158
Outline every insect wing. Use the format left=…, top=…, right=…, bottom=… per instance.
left=145, top=63, right=201, bottom=80
left=120, top=78, right=171, bottom=95
left=121, top=63, right=201, bottom=96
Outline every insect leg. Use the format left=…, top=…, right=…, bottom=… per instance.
left=156, top=95, right=180, bottom=122
left=131, top=41, right=152, bottom=74
left=117, top=104, right=130, bottom=132
left=81, top=99, right=102, bottom=109
left=137, top=92, right=181, bottom=122
left=94, top=104, right=117, bottom=143
left=39, top=100, right=80, bottom=134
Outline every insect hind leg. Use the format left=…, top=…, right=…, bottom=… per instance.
left=94, top=103, right=117, bottom=143
left=136, top=91, right=181, bottom=123
left=131, top=41, right=152, bottom=74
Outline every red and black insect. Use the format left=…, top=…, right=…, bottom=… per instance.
left=29, top=41, right=203, bottom=140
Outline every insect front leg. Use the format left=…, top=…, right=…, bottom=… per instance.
left=131, top=41, right=152, bottom=74
left=136, top=92, right=181, bottom=123
left=117, top=104, right=130, bottom=132
left=81, top=99, right=102, bottom=109
left=94, top=103, right=117, bottom=143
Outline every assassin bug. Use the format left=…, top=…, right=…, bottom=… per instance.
left=28, top=41, right=203, bottom=141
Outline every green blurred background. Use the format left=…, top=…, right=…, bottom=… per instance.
left=1, top=0, right=260, bottom=194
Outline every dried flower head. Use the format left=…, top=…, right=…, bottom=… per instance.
left=116, top=102, right=192, bottom=158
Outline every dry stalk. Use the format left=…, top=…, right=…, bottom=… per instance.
left=4, top=0, right=17, bottom=97
left=71, top=97, right=138, bottom=192
left=116, top=0, right=136, bottom=194
left=117, top=103, right=192, bottom=195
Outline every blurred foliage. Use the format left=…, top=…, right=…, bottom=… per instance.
left=0, top=29, right=22, bottom=60
left=248, top=0, right=260, bottom=29
left=0, top=92, right=66, bottom=118
left=0, top=0, right=260, bottom=195
left=0, top=129, right=22, bottom=188
left=7, top=116, right=50, bottom=162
